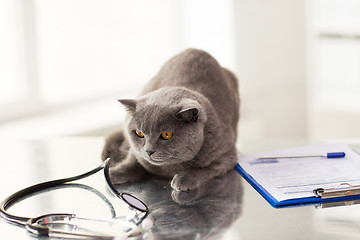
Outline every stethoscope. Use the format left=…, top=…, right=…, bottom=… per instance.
left=0, top=158, right=148, bottom=239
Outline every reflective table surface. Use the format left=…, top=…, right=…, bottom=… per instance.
left=1, top=138, right=360, bottom=239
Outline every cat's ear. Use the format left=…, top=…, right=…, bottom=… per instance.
left=118, top=99, right=137, bottom=113
left=176, top=107, right=199, bottom=123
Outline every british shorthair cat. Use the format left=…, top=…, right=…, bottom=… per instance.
left=102, top=49, right=240, bottom=191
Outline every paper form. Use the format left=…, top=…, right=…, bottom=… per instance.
left=237, top=143, right=360, bottom=202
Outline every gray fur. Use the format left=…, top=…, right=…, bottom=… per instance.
left=102, top=49, right=240, bottom=191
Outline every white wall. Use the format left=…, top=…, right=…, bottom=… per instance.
left=307, top=0, right=360, bottom=139
left=234, top=0, right=308, bottom=139
left=2, top=0, right=359, bottom=140
left=0, top=0, right=238, bottom=138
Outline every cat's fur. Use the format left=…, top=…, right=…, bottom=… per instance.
left=102, top=49, right=240, bottom=191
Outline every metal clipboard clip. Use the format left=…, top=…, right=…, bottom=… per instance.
left=313, top=183, right=360, bottom=199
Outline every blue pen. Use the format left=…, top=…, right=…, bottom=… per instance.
left=256, top=152, right=346, bottom=160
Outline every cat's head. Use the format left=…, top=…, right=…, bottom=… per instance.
left=119, top=88, right=206, bottom=166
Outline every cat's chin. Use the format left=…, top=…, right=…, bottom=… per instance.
left=145, top=156, right=176, bottom=166
left=147, top=158, right=167, bottom=166
left=139, top=151, right=188, bottom=166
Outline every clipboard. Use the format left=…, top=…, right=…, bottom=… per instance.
left=236, top=143, right=360, bottom=208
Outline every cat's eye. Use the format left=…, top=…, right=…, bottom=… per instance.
left=161, top=131, right=173, bottom=140
left=135, top=130, right=144, bottom=138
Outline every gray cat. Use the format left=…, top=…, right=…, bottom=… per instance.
left=102, top=49, right=240, bottom=191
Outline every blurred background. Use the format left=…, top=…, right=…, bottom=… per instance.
left=0, top=0, right=359, bottom=139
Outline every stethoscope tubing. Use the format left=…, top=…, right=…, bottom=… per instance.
left=0, top=158, right=148, bottom=238
left=0, top=161, right=106, bottom=226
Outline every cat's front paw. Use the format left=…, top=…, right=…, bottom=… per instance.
left=170, top=173, right=201, bottom=191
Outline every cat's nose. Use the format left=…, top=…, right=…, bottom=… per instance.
left=146, top=150, right=155, bottom=156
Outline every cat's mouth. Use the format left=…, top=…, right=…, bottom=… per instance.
left=147, top=157, right=166, bottom=166
left=144, top=154, right=168, bottom=166
left=142, top=151, right=182, bottom=166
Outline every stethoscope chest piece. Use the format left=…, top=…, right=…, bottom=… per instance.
left=26, top=213, right=75, bottom=237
